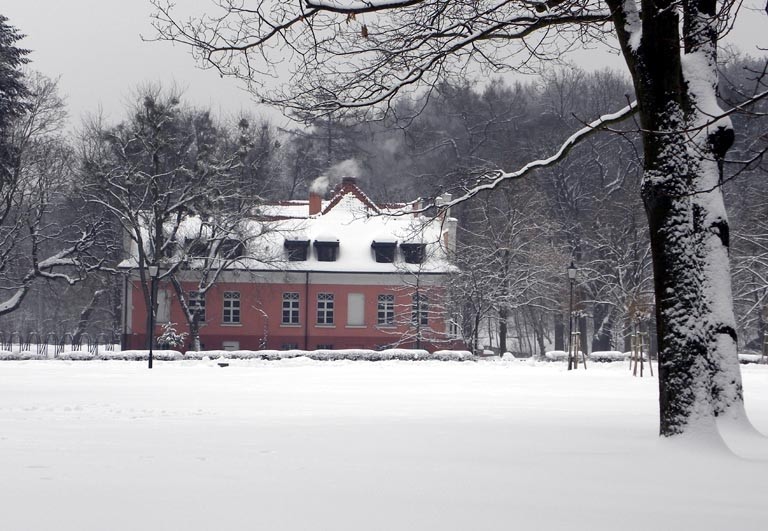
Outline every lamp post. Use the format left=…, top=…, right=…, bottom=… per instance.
left=567, top=261, right=577, bottom=370
left=148, top=265, right=159, bottom=369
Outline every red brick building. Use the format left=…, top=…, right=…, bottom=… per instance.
left=121, top=178, right=462, bottom=352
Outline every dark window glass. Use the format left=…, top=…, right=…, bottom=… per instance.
left=372, top=241, right=397, bottom=263
left=220, top=239, right=244, bottom=258
left=401, top=243, right=426, bottom=264
left=314, top=241, right=339, bottom=262
left=284, top=240, right=309, bottom=261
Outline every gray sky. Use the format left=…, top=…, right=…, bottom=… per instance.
left=4, top=1, right=766, bottom=129
left=4, top=1, right=270, bottom=127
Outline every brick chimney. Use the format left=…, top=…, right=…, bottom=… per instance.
left=309, top=192, right=322, bottom=215
left=411, top=198, right=423, bottom=217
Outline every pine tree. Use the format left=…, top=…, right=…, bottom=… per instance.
left=0, top=14, right=31, bottom=178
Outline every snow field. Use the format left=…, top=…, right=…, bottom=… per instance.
left=1, top=359, right=767, bottom=531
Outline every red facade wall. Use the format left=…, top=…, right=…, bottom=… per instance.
left=125, top=278, right=462, bottom=352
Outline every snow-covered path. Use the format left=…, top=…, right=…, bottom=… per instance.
left=2, top=359, right=767, bottom=531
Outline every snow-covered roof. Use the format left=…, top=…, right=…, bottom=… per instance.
left=120, top=178, right=456, bottom=274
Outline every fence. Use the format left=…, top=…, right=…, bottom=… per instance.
left=0, top=331, right=120, bottom=358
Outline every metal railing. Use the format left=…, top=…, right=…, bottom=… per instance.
left=0, top=331, right=120, bottom=358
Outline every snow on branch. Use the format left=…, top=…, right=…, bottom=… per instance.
left=0, top=225, right=105, bottom=316
left=305, top=0, right=428, bottom=13
left=436, top=101, right=639, bottom=210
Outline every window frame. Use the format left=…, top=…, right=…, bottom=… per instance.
left=222, top=291, right=241, bottom=324
left=188, top=290, right=206, bottom=321
left=316, top=292, right=335, bottom=325
left=377, top=294, right=395, bottom=326
left=282, top=292, right=300, bottom=325
left=411, top=292, right=428, bottom=326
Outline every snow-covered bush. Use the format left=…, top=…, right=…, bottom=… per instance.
left=0, top=350, right=48, bottom=360
left=544, top=350, right=568, bottom=362
left=589, top=351, right=629, bottom=363
left=157, top=323, right=187, bottom=349
left=0, top=348, right=473, bottom=362
left=170, top=348, right=474, bottom=362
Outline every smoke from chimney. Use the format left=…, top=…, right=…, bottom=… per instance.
left=309, top=159, right=363, bottom=195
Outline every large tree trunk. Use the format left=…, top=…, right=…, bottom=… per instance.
left=629, top=0, right=745, bottom=436
left=498, top=305, right=508, bottom=353
left=604, top=0, right=751, bottom=436
left=554, top=312, right=564, bottom=351
left=644, top=133, right=745, bottom=435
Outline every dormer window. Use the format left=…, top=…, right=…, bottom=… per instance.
left=162, top=240, right=178, bottom=259
left=401, top=243, right=426, bottom=264
left=185, top=238, right=209, bottom=258
left=371, top=240, right=397, bottom=263
left=219, top=238, right=244, bottom=259
left=284, top=239, right=309, bottom=261
left=314, top=238, right=339, bottom=262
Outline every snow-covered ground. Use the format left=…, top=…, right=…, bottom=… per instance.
left=2, top=359, right=767, bottom=531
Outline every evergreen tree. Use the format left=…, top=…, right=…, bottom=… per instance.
left=0, top=14, right=30, bottom=179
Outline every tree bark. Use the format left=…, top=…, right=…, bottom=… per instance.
left=610, top=0, right=747, bottom=435
left=554, top=312, right=564, bottom=351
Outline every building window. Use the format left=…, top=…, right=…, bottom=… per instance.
left=223, top=291, right=241, bottom=323
left=188, top=291, right=206, bottom=321
left=219, top=239, right=244, bottom=259
left=316, top=344, right=334, bottom=350
left=281, top=343, right=299, bottom=350
left=347, top=293, right=365, bottom=326
left=401, top=243, right=426, bottom=264
left=282, top=292, right=300, bottom=325
left=371, top=241, right=397, bottom=263
left=186, top=238, right=209, bottom=258
left=448, top=316, right=460, bottom=338
left=284, top=240, right=309, bottom=261
left=377, top=294, right=395, bottom=325
left=317, top=293, right=334, bottom=325
left=162, top=241, right=179, bottom=259
left=314, top=240, right=339, bottom=262
left=412, top=293, right=428, bottom=326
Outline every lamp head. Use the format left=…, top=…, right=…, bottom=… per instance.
left=567, top=262, right=577, bottom=280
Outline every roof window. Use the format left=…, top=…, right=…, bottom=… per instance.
left=185, top=238, right=209, bottom=258
left=371, top=240, right=397, bottom=263
left=314, top=238, right=339, bottom=262
left=219, top=239, right=244, bottom=259
left=284, top=239, right=309, bottom=261
left=401, top=243, right=426, bottom=264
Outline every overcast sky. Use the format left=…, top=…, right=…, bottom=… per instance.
left=4, top=1, right=766, bottom=129
left=4, top=1, right=271, bottom=128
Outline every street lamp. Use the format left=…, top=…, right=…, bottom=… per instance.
left=567, top=261, right=577, bottom=370
left=148, top=264, right=160, bottom=369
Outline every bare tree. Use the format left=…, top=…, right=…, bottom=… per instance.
left=0, top=73, right=107, bottom=318
left=81, top=87, right=282, bottom=351
left=80, top=87, right=235, bottom=349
